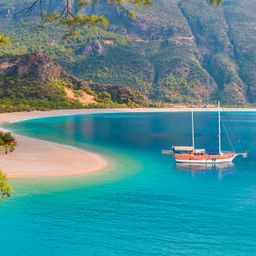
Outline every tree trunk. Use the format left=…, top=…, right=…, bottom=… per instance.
left=66, top=0, right=73, bottom=18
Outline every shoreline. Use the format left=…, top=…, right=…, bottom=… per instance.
left=1, top=107, right=256, bottom=125
left=0, top=134, right=109, bottom=178
left=1, top=107, right=256, bottom=124
left=0, top=110, right=115, bottom=179
left=0, top=107, right=255, bottom=179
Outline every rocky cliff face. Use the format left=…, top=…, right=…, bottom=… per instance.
left=80, top=40, right=105, bottom=56
left=0, top=51, right=87, bottom=88
left=0, top=0, right=63, bottom=18
left=0, top=52, right=148, bottom=110
left=1, top=0, right=256, bottom=105
left=86, top=0, right=256, bottom=105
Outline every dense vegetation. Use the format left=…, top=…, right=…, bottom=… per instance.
left=153, top=75, right=198, bottom=104
left=0, top=52, right=154, bottom=111
left=0, top=131, right=15, bottom=198
left=0, top=0, right=256, bottom=107
left=0, top=171, right=12, bottom=199
left=0, top=131, right=17, bottom=154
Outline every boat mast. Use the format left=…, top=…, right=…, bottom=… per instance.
left=218, top=101, right=222, bottom=155
left=192, top=111, right=195, bottom=148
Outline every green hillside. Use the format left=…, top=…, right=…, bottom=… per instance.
left=0, top=0, right=256, bottom=106
left=0, top=52, right=151, bottom=111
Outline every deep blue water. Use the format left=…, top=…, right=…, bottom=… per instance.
left=1, top=112, right=256, bottom=255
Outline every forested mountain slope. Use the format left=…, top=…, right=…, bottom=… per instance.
left=0, top=52, right=149, bottom=111
left=0, top=0, right=256, bottom=106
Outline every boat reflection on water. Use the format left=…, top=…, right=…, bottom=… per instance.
left=174, top=162, right=235, bottom=177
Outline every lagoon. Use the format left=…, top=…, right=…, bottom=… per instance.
left=1, top=112, right=256, bottom=255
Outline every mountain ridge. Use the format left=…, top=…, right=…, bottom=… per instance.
left=0, top=0, right=256, bottom=106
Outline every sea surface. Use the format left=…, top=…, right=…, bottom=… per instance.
left=1, top=111, right=256, bottom=255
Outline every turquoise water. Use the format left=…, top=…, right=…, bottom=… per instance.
left=1, top=112, right=256, bottom=255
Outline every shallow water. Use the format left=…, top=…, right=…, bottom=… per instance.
left=1, top=112, right=256, bottom=255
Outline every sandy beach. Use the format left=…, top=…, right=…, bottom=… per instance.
left=0, top=135, right=108, bottom=178
left=0, top=107, right=255, bottom=178
left=0, top=110, right=115, bottom=178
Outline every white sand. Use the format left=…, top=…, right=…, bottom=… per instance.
left=0, top=107, right=255, bottom=178
left=0, top=135, right=108, bottom=178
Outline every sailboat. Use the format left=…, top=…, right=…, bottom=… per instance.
left=163, top=102, right=247, bottom=164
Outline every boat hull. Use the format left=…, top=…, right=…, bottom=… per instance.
left=174, top=153, right=237, bottom=164
left=175, top=157, right=235, bottom=164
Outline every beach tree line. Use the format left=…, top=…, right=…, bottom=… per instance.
left=0, top=132, right=16, bottom=200
left=0, top=132, right=17, bottom=154
left=0, top=171, right=12, bottom=200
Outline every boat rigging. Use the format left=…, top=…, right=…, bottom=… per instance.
left=162, top=102, right=247, bottom=164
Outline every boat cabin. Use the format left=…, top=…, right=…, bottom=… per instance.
left=172, top=146, right=193, bottom=154
left=193, top=149, right=206, bottom=155
left=172, top=147, right=206, bottom=155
